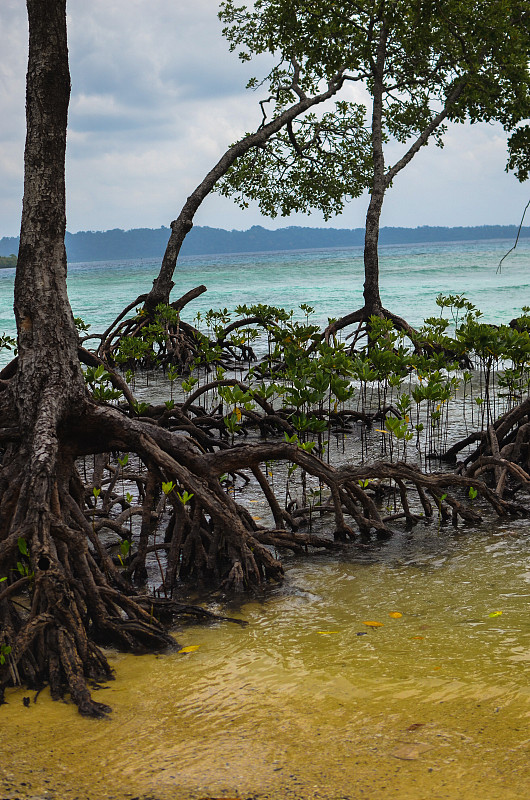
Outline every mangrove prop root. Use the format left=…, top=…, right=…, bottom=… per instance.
left=321, top=304, right=472, bottom=367
left=445, top=397, right=530, bottom=487
left=2, top=374, right=530, bottom=716
left=95, top=285, right=249, bottom=372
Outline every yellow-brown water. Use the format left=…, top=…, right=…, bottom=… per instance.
left=2, top=520, right=530, bottom=800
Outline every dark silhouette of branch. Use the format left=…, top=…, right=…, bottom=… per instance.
left=497, top=198, right=530, bottom=273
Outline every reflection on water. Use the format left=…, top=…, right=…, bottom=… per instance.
left=2, top=520, right=530, bottom=799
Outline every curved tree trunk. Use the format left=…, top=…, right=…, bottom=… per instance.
left=96, top=69, right=348, bottom=367
left=144, top=76, right=347, bottom=311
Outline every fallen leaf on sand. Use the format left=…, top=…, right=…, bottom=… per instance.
left=391, top=742, right=433, bottom=760
left=318, top=630, right=340, bottom=635
left=389, top=612, right=403, bottom=618
left=178, top=645, right=201, bottom=654
left=363, top=621, right=384, bottom=627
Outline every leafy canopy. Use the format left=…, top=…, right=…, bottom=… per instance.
left=218, top=0, right=530, bottom=218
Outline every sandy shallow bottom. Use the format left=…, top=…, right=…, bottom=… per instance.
left=2, top=523, right=530, bottom=800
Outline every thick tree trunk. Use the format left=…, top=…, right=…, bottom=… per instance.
left=0, top=0, right=115, bottom=718
left=15, top=0, right=85, bottom=430
left=0, top=0, right=175, bottom=718
left=0, top=4, right=343, bottom=715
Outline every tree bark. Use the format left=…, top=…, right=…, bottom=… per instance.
left=15, top=0, right=83, bottom=418
left=363, top=25, right=387, bottom=315
left=0, top=0, right=174, bottom=717
left=146, top=73, right=346, bottom=310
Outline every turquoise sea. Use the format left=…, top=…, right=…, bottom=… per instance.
left=1, top=237, right=530, bottom=365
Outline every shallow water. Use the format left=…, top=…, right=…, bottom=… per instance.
left=2, top=239, right=530, bottom=798
left=2, top=521, right=530, bottom=800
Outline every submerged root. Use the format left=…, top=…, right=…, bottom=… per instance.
left=2, top=347, right=529, bottom=716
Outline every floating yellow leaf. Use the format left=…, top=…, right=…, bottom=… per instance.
left=178, top=645, right=200, bottom=654
left=389, top=612, right=403, bottom=619
left=488, top=611, right=503, bottom=618
left=252, top=516, right=262, bottom=521
left=318, top=630, right=340, bottom=635
left=363, top=621, right=384, bottom=627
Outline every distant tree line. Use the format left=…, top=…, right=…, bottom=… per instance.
left=0, top=225, right=528, bottom=264
left=0, top=254, right=17, bottom=268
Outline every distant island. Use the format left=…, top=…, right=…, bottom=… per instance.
left=0, top=254, right=17, bottom=268
left=0, top=225, right=528, bottom=264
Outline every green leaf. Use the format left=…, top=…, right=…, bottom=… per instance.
left=176, top=490, right=194, bottom=506
left=17, top=537, right=29, bottom=556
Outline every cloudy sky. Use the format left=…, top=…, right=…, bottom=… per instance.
left=0, top=0, right=528, bottom=238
